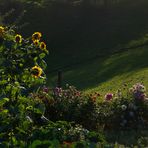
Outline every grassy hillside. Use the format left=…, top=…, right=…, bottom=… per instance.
left=1, top=0, right=148, bottom=94
left=48, top=44, right=148, bottom=95
left=17, top=0, right=148, bottom=70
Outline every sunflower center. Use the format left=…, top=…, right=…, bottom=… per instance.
left=15, top=36, right=21, bottom=42
left=32, top=68, right=40, bottom=76
left=41, top=44, right=45, bottom=49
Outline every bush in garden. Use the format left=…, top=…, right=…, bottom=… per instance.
left=129, top=83, right=147, bottom=101
left=34, top=82, right=148, bottom=131
left=31, top=84, right=101, bottom=130
left=137, top=137, right=148, bottom=147
left=31, top=85, right=82, bottom=120
left=102, top=83, right=148, bottom=130
left=23, top=120, right=106, bottom=147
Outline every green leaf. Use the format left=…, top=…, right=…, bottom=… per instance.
left=34, top=56, right=38, bottom=62
left=0, top=80, right=7, bottom=85
left=36, top=103, right=45, bottom=114
left=12, top=136, right=18, bottom=146
left=16, top=127, right=27, bottom=134
left=39, top=53, right=46, bottom=59
left=29, top=140, right=42, bottom=148
left=26, top=106, right=33, bottom=111
left=2, top=109, right=9, bottom=114
left=19, top=63, right=23, bottom=67
left=0, top=98, right=9, bottom=106
left=3, top=97, right=9, bottom=102
left=40, top=60, right=47, bottom=69
left=29, top=140, right=58, bottom=148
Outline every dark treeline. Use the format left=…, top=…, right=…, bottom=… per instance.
left=1, top=0, right=148, bottom=71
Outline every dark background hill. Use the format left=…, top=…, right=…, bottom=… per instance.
left=1, top=0, right=148, bottom=90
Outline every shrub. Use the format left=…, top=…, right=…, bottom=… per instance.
left=31, top=85, right=101, bottom=130
left=33, top=83, right=148, bottom=131
left=102, top=83, right=148, bottom=130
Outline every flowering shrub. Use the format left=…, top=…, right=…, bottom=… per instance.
left=31, top=85, right=104, bottom=130
left=129, top=83, right=147, bottom=101
left=29, top=121, right=106, bottom=147
left=102, top=83, right=148, bottom=130
left=52, top=85, right=84, bottom=122
left=33, top=83, right=148, bottom=131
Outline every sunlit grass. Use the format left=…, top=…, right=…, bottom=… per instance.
left=85, top=68, right=148, bottom=95
left=48, top=45, right=148, bottom=95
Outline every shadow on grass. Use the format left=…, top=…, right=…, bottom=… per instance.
left=51, top=45, right=148, bottom=90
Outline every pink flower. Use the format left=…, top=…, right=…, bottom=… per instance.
left=53, top=87, right=62, bottom=96
left=138, top=93, right=146, bottom=100
left=43, top=87, right=49, bottom=93
left=105, top=93, right=113, bottom=101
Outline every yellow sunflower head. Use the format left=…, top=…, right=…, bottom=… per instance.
left=0, top=26, right=5, bottom=37
left=31, top=66, right=42, bottom=78
left=15, top=34, right=22, bottom=44
left=33, top=39, right=39, bottom=46
left=40, top=42, right=46, bottom=50
left=32, top=32, right=42, bottom=41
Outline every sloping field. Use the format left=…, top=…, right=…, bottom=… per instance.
left=18, top=0, right=148, bottom=71
left=1, top=0, right=148, bottom=94
left=48, top=45, right=148, bottom=95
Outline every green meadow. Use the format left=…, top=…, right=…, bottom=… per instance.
left=14, top=0, right=148, bottom=93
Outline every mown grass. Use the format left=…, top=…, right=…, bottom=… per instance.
left=48, top=45, right=148, bottom=96
left=1, top=0, right=148, bottom=95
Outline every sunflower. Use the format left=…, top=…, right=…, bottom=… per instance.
left=0, top=26, right=5, bottom=37
left=32, top=32, right=42, bottom=41
left=33, top=39, right=39, bottom=46
left=31, top=66, right=42, bottom=78
left=15, top=34, right=22, bottom=43
left=40, top=42, right=46, bottom=50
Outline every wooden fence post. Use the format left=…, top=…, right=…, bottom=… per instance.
left=57, top=70, right=62, bottom=88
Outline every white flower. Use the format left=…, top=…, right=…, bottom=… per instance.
left=121, top=105, right=127, bottom=111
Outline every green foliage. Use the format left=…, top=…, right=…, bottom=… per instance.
left=0, top=25, right=49, bottom=147
left=1, top=23, right=148, bottom=146
left=31, top=85, right=100, bottom=129
left=33, top=83, right=148, bottom=133
left=0, top=25, right=107, bottom=147
left=137, top=137, right=148, bottom=147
